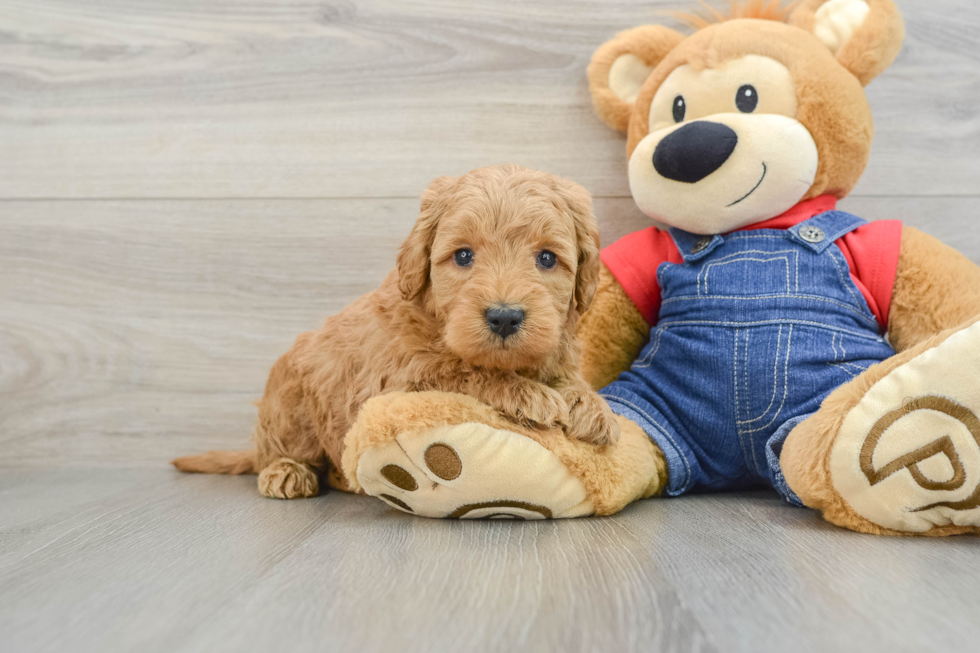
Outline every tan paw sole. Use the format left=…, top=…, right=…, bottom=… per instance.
left=830, top=321, right=980, bottom=533
left=355, top=422, right=594, bottom=519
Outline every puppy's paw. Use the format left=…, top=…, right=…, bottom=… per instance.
left=504, top=381, right=569, bottom=429
left=563, top=390, right=621, bottom=446
left=258, top=458, right=319, bottom=499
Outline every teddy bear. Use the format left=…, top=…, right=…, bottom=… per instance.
left=341, top=0, right=980, bottom=536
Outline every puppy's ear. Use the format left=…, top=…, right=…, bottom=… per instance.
left=397, top=175, right=456, bottom=301
left=587, top=25, right=685, bottom=132
left=553, top=178, right=601, bottom=315
left=790, top=0, right=904, bottom=86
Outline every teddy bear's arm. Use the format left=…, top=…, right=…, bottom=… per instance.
left=887, top=225, right=980, bottom=352
left=578, top=263, right=651, bottom=389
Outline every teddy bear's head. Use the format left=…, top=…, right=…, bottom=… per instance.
left=588, top=0, right=904, bottom=235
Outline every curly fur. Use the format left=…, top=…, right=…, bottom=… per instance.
left=172, top=164, right=619, bottom=497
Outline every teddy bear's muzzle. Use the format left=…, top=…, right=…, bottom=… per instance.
left=652, top=120, right=738, bottom=184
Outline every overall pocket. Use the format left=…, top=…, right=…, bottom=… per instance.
left=698, top=249, right=801, bottom=297
left=733, top=325, right=792, bottom=434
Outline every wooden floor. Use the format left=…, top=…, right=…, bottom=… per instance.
left=1, top=1, right=979, bottom=651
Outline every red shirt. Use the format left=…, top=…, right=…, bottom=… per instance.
left=600, top=196, right=902, bottom=332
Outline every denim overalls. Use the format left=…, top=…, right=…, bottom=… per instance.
left=601, top=210, right=896, bottom=504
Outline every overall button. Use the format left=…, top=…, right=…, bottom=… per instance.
left=691, top=236, right=713, bottom=254
left=799, top=226, right=826, bottom=243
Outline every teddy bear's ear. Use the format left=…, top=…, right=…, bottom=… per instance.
left=790, top=0, right=904, bottom=86
left=587, top=25, right=685, bottom=132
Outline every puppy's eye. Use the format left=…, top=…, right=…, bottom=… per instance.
left=736, top=85, right=758, bottom=113
left=536, top=250, right=557, bottom=269
left=453, top=248, right=474, bottom=267
left=672, top=95, right=686, bottom=123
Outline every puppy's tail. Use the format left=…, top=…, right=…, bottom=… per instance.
left=171, top=449, right=257, bottom=475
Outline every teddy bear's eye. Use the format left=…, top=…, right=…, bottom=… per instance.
left=736, top=85, right=758, bottom=113
left=672, top=95, right=686, bottom=123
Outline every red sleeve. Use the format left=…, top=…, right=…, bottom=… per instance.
left=835, top=220, right=903, bottom=332
left=600, top=227, right=682, bottom=326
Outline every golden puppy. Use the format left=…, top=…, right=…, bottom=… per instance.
left=173, top=164, right=619, bottom=499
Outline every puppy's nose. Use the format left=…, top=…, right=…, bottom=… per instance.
left=653, top=121, right=738, bottom=183
left=485, top=305, right=525, bottom=339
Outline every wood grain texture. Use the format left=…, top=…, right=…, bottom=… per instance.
left=2, top=1, right=980, bottom=651
left=1, top=197, right=977, bottom=468
left=0, top=0, right=978, bottom=199
left=3, top=470, right=980, bottom=653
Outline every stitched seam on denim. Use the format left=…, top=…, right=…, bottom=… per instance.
left=742, top=330, right=750, bottom=426
left=656, top=260, right=672, bottom=292
left=789, top=229, right=826, bottom=253
left=736, top=325, right=793, bottom=476
left=792, top=214, right=865, bottom=253
left=724, top=233, right=787, bottom=241
left=701, top=256, right=793, bottom=295
left=795, top=248, right=800, bottom=292
left=822, top=220, right=867, bottom=245
left=633, top=328, right=664, bottom=368
left=733, top=328, right=763, bottom=475
left=825, top=245, right=867, bottom=313
left=737, top=329, right=747, bottom=424
left=685, top=236, right=724, bottom=261
left=696, top=249, right=798, bottom=295
left=658, top=319, right=885, bottom=342
left=739, top=325, right=783, bottom=427
left=827, top=360, right=870, bottom=378
left=659, top=294, right=880, bottom=324
left=826, top=330, right=874, bottom=376
left=695, top=249, right=796, bottom=274
left=738, top=325, right=793, bottom=439
left=734, top=329, right=749, bottom=423
left=600, top=394, right=693, bottom=489
left=827, top=362, right=863, bottom=378
left=733, top=329, right=754, bottom=472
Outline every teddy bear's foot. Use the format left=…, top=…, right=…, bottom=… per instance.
left=345, top=396, right=592, bottom=519
left=257, top=458, right=319, bottom=499
left=356, top=425, right=593, bottom=519
left=783, top=318, right=980, bottom=535
left=341, top=391, right=667, bottom=519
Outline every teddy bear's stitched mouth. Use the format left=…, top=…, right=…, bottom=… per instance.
left=727, top=162, right=767, bottom=207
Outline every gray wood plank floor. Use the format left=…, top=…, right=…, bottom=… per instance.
left=4, top=470, right=980, bottom=653
left=2, top=0, right=979, bottom=651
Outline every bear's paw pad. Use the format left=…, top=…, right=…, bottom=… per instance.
left=830, top=321, right=980, bottom=533
left=355, top=422, right=594, bottom=519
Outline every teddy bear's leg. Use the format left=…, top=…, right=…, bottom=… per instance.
left=341, top=391, right=666, bottom=518
left=780, top=316, right=980, bottom=535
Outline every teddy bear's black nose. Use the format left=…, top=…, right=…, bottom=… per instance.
left=485, top=305, right=525, bottom=339
left=653, top=121, right=738, bottom=183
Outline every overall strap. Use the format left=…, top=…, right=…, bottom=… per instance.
left=668, top=229, right=724, bottom=263
left=788, top=210, right=867, bottom=253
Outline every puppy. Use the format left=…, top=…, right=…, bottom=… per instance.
left=173, top=164, right=620, bottom=499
